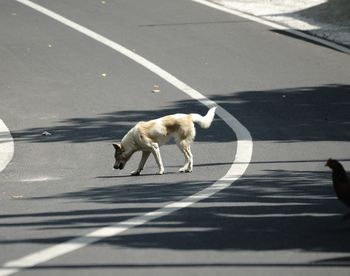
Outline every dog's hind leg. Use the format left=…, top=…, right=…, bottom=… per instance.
left=177, top=141, right=193, bottom=173
left=131, top=151, right=151, bottom=176
left=151, top=143, right=164, bottom=175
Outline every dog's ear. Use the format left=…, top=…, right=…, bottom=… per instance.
left=112, top=143, right=122, bottom=152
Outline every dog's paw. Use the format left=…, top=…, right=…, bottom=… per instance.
left=157, top=170, right=164, bottom=175
left=130, top=170, right=141, bottom=176
left=179, top=167, right=192, bottom=173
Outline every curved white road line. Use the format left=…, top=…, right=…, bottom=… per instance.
left=0, top=1, right=253, bottom=275
left=0, top=119, right=14, bottom=173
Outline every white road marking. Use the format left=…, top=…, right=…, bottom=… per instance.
left=0, top=119, right=14, bottom=173
left=20, top=176, right=61, bottom=182
left=0, top=1, right=253, bottom=275
left=193, top=0, right=350, bottom=54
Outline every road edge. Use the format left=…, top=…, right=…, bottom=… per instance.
left=193, top=0, right=350, bottom=54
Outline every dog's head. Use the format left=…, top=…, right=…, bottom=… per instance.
left=112, top=143, right=129, bottom=170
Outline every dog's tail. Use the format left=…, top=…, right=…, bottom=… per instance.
left=191, top=106, right=217, bottom=129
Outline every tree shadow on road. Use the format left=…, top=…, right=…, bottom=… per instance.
left=98, top=169, right=350, bottom=254
left=211, top=83, right=350, bottom=143
left=1, top=168, right=350, bottom=256
left=3, top=84, right=350, bottom=268
left=11, top=84, right=350, bottom=144
left=11, top=100, right=229, bottom=143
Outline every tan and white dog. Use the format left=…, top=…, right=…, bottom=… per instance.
left=113, top=107, right=216, bottom=175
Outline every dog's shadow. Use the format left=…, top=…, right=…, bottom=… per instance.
left=98, top=161, right=233, bottom=179
left=96, top=171, right=180, bottom=179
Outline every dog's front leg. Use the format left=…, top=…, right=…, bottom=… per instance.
left=131, top=151, right=151, bottom=176
left=151, top=143, right=164, bottom=175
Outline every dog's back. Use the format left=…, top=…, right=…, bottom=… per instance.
left=136, top=114, right=193, bottom=145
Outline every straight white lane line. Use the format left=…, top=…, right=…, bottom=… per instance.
left=0, top=1, right=253, bottom=275
left=0, top=119, right=14, bottom=173
left=192, top=0, right=350, bottom=55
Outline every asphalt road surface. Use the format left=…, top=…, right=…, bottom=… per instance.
left=1, top=0, right=350, bottom=275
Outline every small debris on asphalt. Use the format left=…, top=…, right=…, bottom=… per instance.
left=41, top=131, right=52, bottom=136
left=152, top=85, right=160, bottom=93
left=11, top=195, right=24, bottom=199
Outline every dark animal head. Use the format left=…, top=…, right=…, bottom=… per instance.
left=326, top=158, right=335, bottom=169
left=325, top=159, right=346, bottom=174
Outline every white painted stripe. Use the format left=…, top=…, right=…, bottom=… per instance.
left=0, top=119, right=14, bottom=173
left=0, top=1, right=253, bottom=275
left=20, top=176, right=61, bottom=182
left=192, top=0, right=350, bottom=54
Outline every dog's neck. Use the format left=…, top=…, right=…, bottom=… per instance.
left=121, top=127, right=138, bottom=157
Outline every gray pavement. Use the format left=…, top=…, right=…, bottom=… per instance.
left=0, top=0, right=350, bottom=275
